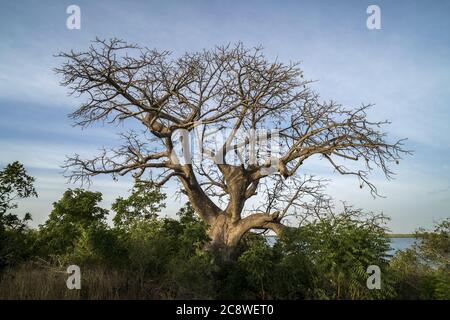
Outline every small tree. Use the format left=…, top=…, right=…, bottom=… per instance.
left=38, top=189, right=108, bottom=257
left=282, top=205, right=393, bottom=299
left=0, top=161, right=37, bottom=230
left=390, top=218, right=450, bottom=299
left=0, top=162, right=37, bottom=270
left=112, top=181, right=166, bottom=229
left=57, top=39, right=409, bottom=260
left=416, top=218, right=450, bottom=270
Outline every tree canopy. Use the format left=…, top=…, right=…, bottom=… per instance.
left=56, top=39, right=410, bottom=258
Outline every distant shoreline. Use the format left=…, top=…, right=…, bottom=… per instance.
left=387, top=233, right=417, bottom=238
left=266, top=233, right=421, bottom=239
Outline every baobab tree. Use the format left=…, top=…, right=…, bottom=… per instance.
left=57, top=38, right=409, bottom=260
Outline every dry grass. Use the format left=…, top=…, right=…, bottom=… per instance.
left=0, top=263, right=162, bottom=299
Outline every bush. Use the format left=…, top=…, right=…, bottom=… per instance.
left=1, top=174, right=447, bottom=300
left=389, top=218, right=450, bottom=300
left=0, top=162, right=37, bottom=271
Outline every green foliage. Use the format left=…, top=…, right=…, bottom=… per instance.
left=0, top=161, right=36, bottom=234
left=0, top=168, right=447, bottom=300
left=389, top=218, right=450, bottom=300
left=281, top=213, right=393, bottom=299
left=70, top=222, right=126, bottom=266
left=237, top=238, right=275, bottom=299
left=216, top=211, right=394, bottom=300
left=125, top=218, right=176, bottom=275
left=416, top=218, right=449, bottom=270
left=0, top=162, right=37, bottom=270
left=123, top=203, right=210, bottom=274
left=433, top=270, right=450, bottom=300
left=164, top=252, right=216, bottom=299
left=112, top=181, right=166, bottom=229
left=118, top=202, right=214, bottom=298
left=38, top=189, right=109, bottom=258
left=176, top=203, right=210, bottom=254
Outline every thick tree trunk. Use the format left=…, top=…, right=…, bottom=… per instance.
left=177, top=165, right=285, bottom=261
left=205, top=215, right=242, bottom=261
left=205, top=213, right=285, bottom=261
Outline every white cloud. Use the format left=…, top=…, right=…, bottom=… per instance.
left=0, top=43, right=71, bottom=107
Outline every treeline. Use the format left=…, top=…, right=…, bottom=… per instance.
left=0, top=162, right=448, bottom=299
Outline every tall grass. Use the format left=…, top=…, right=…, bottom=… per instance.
left=0, top=262, right=162, bottom=299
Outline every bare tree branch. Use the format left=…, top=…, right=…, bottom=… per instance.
left=57, top=39, right=411, bottom=259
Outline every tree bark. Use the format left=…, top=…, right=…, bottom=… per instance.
left=176, top=164, right=286, bottom=261
left=205, top=211, right=285, bottom=261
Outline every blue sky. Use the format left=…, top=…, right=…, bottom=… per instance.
left=0, top=0, right=449, bottom=232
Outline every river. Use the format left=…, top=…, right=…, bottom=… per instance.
left=265, top=236, right=419, bottom=257
left=388, top=237, right=419, bottom=255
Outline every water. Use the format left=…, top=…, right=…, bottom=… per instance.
left=388, top=237, right=418, bottom=256
left=265, top=236, right=418, bottom=257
